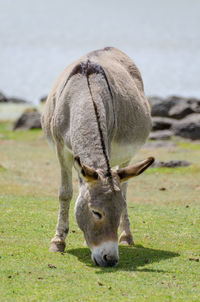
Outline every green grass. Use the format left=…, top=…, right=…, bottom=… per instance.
left=0, top=122, right=200, bottom=302
left=0, top=122, right=42, bottom=141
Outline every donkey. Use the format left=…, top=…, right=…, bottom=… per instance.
left=41, top=47, right=154, bottom=267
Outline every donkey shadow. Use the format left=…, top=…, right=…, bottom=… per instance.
left=67, top=244, right=179, bottom=273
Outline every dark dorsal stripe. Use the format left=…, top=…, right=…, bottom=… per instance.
left=60, top=59, right=114, bottom=189
left=59, top=47, right=114, bottom=99
left=85, top=61, right=114, bottom=190
left=67, top=60, right=113, bottom=99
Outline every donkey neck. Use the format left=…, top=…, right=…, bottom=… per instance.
left=70, top=87, right=111, bottom=171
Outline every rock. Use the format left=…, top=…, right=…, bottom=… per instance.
left=0, top=96, right=28, bottom=104
left=149, top=130, right=174, bottom=140
left=0, top=92, right=7, bottom=103
left=0, top=91, right=29, bottom=104
left=152, top=160, right=191, bottom=168
left=150, top=96, right=177, bottom=117
left=40, top=95, right=48, bottom=103
left=169, top=102, right=194, bottom=119
left=152, top=117, right=175, bottom=131
left=150, top=95, right=200, bottom=119
left=173, top=114, right=200, bottom=140
left=13, top=108, right=41, bottom=130
left=7, top=97, right=28, bottom=104
left=168, top=97, right=200, bottom=119
left=189, top=98, right=200, bottom=113
left=180, top=113, right=200, bottom=123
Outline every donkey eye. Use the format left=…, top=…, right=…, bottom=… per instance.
left=92, top=210, right=102, bottom=219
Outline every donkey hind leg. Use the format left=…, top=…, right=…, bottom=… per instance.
left=119, top=179, right=134, bottom=246
left=50, top=145, right=73, bottom=252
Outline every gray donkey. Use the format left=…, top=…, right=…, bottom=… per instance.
left=42, top=47, right=154, bottom=267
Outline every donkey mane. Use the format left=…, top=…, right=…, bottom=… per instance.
left=60, top=59, right=114, bottom=189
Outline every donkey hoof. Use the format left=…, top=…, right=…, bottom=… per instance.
left=49, top=240, right=66, bottom=252
left=119, top=233, right=134, bottom=246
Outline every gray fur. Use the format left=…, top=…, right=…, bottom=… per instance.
left=41, top=47, right=153, bottom=267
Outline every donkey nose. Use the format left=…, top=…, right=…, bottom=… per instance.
left=103, top=254, right=118, bottom=267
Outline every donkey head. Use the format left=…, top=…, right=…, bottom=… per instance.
left=74, top=156, right=154, bottom=267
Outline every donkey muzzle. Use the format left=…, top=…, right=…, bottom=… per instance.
left=91, top=241, right=119, bottom=267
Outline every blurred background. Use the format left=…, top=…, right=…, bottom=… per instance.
left=1, top=2, right=200, bottom=299
left=1, top=0, right=200, bottom=104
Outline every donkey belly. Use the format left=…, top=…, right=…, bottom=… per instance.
left=110, top=140, right=144, bottom=167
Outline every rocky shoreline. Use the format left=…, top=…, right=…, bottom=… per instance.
left=1, top=91, right=200, bottom=140
left=0, top=91, right=46, bottom=104
left=0, top=91, right=30, bottom=104
left=149, top=96, right=200, bottom=140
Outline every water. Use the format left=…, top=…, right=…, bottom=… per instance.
left=0, top=0, right=200, bottom=104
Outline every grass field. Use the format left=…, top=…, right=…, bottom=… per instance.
left=0, top=122, right=200, bottom=301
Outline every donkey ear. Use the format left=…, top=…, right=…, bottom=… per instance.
left=74, top=156, right=99, bottom=181
left=116, top=157, right=155, bottom=182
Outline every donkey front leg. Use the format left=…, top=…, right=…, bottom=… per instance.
left=119, top=182, right=134, bottom=245
left=50, top=147, right=73, bottom=252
